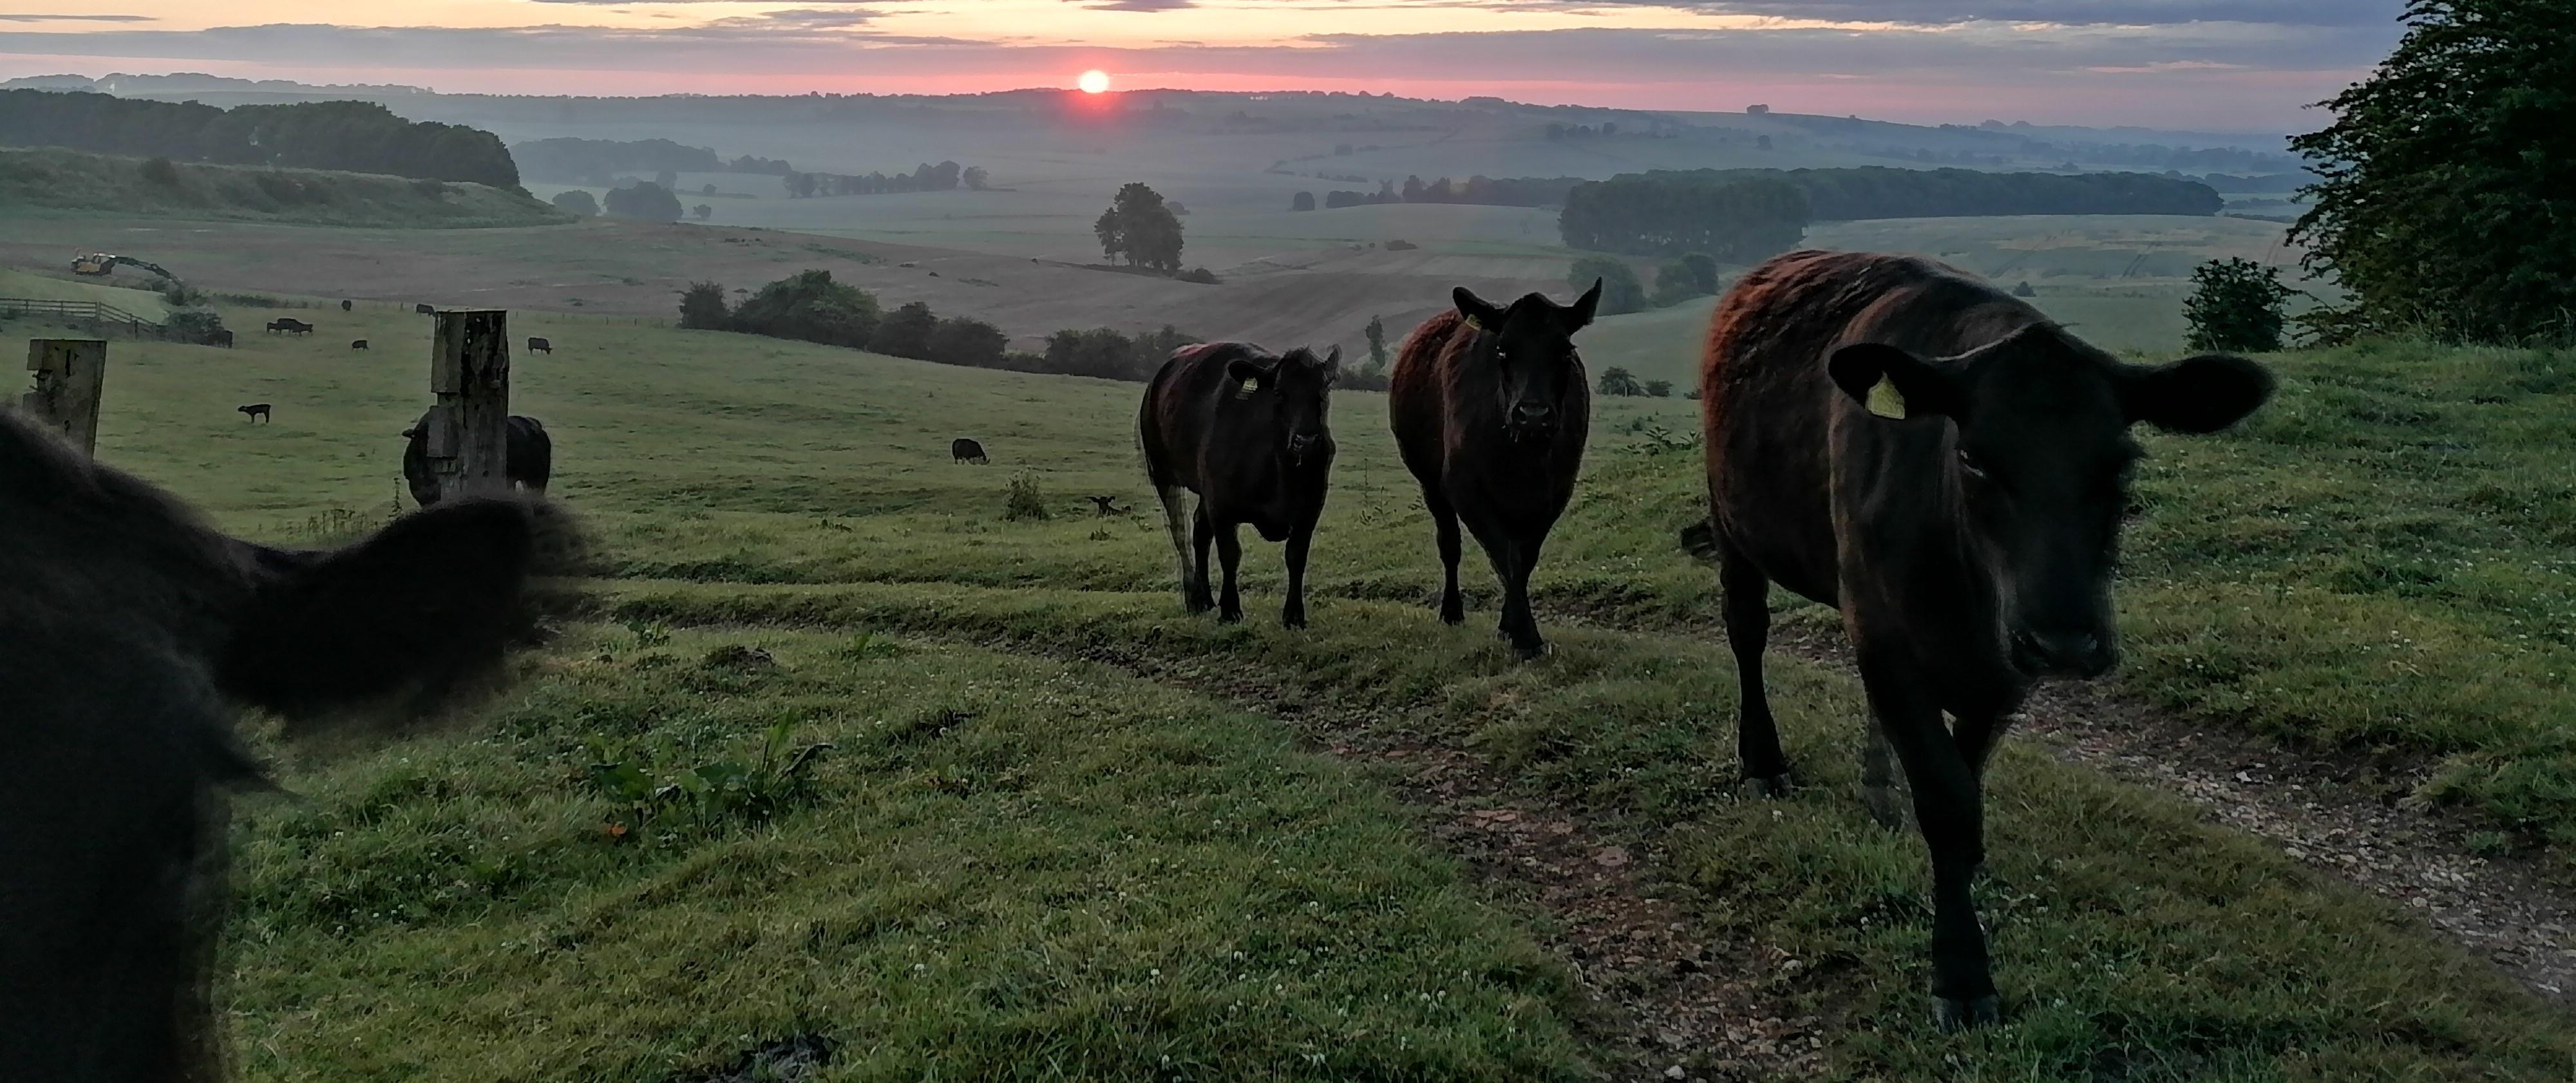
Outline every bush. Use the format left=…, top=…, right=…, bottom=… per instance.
left=163, top=310, right=226, bottom=345
left=1004, top=472, right=1051, bottom=521
left=1176, top=267, right=1220, bottom=285
left=732, top=268, right=879, bottom=348
left=869, top=301, right=939, bottom=359
left=1569, top=257, right=1647, bottom=316
left=551, top=189, right=599, bottom=216
left=2183, top=258, right=2295, bottom=352
left=1385, top=239, right=1419, bottom=251
left=677, top=280, right=730, bottom=330
left=1643, top=379, right=1673, bottom=397
left=928, top=316, right=1008, bottom=368
left=585, top=720, right=831, bottom=841
left=1597, top=366, right=1646, bottom=396
left=2011, top=279, right=2038, bottom=297
left=1291, top=191, right=1316, bottom=211
left=603, top=180, right=683, bottom=221
left=138, top=156, right=179, bottom=186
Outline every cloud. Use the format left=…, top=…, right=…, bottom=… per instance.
left=1537, top=0, right=2398, bottom=28
left=703, top=7, right=885, bottom=28
left=0, top=12, right=153, bottom=21
left=1080, top=0, right=1200, bottom=10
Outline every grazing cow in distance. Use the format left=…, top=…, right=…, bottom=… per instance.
left=350, top=339, right=368, bottom=351
left=1140, top=342, right=1339, bottom=627
left=951, top=438, right=988, bottom=464
left=415, top=303, right=435, bottom=315
left=0, top=409, right=582, bottom=1083
left=264, top=319, right=312, bottom=337
left=209, top=328, right=233, bottom=348
left=527, top=337, right=552, bottom=355
left=401, top=413, right=554, bottom=507
left=1090, top=495, right=1129, bottom=516
left=339, top=299, right=352, bottom=312
left=1389, top=281, right=1600, bottom=659
left=236, top=404, right=269, bottom=423
left=1692, top=250, right=2273, bottom=1030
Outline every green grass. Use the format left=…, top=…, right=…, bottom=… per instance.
left=26, top=296, right=2576, bottom=1078
left=0, top=146, right=574, bottom=228
left=0, top=266, right=179, bottom=318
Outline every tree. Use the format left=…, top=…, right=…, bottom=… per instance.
left=1597, top=367, right=1646, bottom=396
left=1643, top=379, right=1673, bottom=397
left=677, top=281, right=731, bottom=330
left=869, top=301, right=940, bottom=359
left=550, top=189, right=598, bottom=216
left=1756, top=134, right=1772, bottom=151
left=691, top=203, right=711, bottom=221
left=731, top=269, right=880, bottom=348
left=1402, top=175, right=1425, bottom=202
left=1292, top=191, right=1317, bottom=212
left=1362, top=315, right=1389, bottom=374
left=1653, top=262, right=1710, bottom=307
left=701, top=183, right=716, bottom=195
left=933, top=161, right=962, bottom=190
left=603, top=182, right=683, bottom=221
left=1679, top=253, right=1719, bottom=294
left=1569, top=257, right=1647, bottom=316
left=963, top=165, right=989, bottom=191
left=654, top=169, right=679, bottom=191
left=2183, top=258, right=2295, bottom=352
left=2289, top=0, right=2576, bottom=343
left=1095, top=182, right=1185, bottom=273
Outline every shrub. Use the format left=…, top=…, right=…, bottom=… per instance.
left=1176, top=267, right=1220, bottom=285
left=603, top=180, right=683, bottom=221
left=1597, top=366, right=1646, bottom=396
left=1384, top=239, right=1419, bottom=251
left=1004, top=472, right=1051, bottom=521
left=550, top=189, right=598, bottom=216
left=928, top=316, right=1008, bottom=368
left=138, top=156, right=180, bottom=187
left=677, top=280, right=730, bottom=330
left=1568, top=256, right=1647, bottom=315
left=1643, top=379, right=1673, bottom=397
left=2183, top=258, right=2295, bottom=352
left=732, top=269, right=879, bottom=348
left=2011, top=279, right=2038, bottom=297
left=586, top=720, right=831, bottom=841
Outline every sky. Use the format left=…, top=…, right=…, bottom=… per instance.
left=0, top=1, right=2405, bottom=131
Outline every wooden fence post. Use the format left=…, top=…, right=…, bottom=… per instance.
left=426, top=310, right=510, bottom=501
left=22, top=339, right=107, bottom=455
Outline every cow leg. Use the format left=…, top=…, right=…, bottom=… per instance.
left=1861, top=715, right=1903, bottom=829
left=1499, top=535, right=1546, bottom=660
left=1859, top=644, right=1998, bottom=1031
left=1718, top=538, right=1792, bottom=793
left=1155, top=485, right=1200, bottom=610
left=1951, top=709, right=2022, bottom=784
left=1213, top=521, right=1244, bottom=625
left=1425, top=487, right=1465, bottom=625
left=1188, top=507, right=1217, bottom=614
left=1281, top=520, right=1312, bottom=630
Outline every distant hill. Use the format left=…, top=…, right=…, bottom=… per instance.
left=0, top=147, right=573, bottom=228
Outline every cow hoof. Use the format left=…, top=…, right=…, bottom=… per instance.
left=1218, top=608, right=1242, bottom=625
left=1185, top=598, right=1213, bottom=615
left=1743, top=773, right=1796, bottom=798
left=1933, top=994, right=2001, bottom=1032
left=1511, top=640, right=1550, bottom=661
left=1281, top=612, right=1306, bottom=630
left=1439, top=597, right=1464, bottom=625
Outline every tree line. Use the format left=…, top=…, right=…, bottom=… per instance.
left=0, top=91, right=516, bottom=187
left=1629, top=166, right=2222, bottom=220
left=1558, top=175, right=1812, bottom=259
left=784, top=161, right=988, bottom=198
left=1298, top=174, right=1584, bottom=211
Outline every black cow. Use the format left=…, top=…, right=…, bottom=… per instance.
left=415, top=303, right=435, bottom=315
left=1693, top=250, right=2273, bottom=1029
left=237, top=404, right=269, bottom=423
left=1089, top=495, right=1129, bottom=516
left=527, top=337, right=552, bottom=355
left=1388, top=282, right=1599, bottom=659
left=0, top=409, right=580, bottom=1083
left=401, top=413, right=553, bottom=507
left=1140, top=342, right=1339, bottom=627
left=350, top=339, right=368, bottom=351
left=265, top=319, right=312, bottom=337
left=951, top=438, right=988, bottom=464
left=340, top=299, right=352, bottom=312
left=209, top=329, right=233, bottom=348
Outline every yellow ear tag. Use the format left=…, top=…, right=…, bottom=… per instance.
left=1864, top=375, right=1908, bottom=420
left=1464, top=315, right=1484, bottom=332
left=1235, top=377, right=1258, bottom=399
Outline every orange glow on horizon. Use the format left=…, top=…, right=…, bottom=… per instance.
left=1077, top=70, right=1111, bottom=94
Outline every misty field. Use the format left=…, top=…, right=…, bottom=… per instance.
left=12, top=290, right=2572, bottom=1080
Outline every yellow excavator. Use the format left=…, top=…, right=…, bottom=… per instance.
left=71, top=252, right=183, bottom=288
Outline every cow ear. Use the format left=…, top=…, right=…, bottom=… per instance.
left=1226, top=356, right=1269, bottom=386
left=1319, top=345, right=1342, bottom=384
left=215, top=498, right=585, bottom=724
left=1453, top=287, right=1503, bottom=331
left=1560, top=278, right=1603, bottom=332
left=2121, top=353, right=2274, bottom=434
left=1827, top=343, right=1962, bottom=421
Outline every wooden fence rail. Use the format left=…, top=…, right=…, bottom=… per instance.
left=0, top=297, right=166, bottom=339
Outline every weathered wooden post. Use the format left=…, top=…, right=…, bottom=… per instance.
left=22, top=338, right=108, bottom=455
left=426, top=310, right=510, bottom=501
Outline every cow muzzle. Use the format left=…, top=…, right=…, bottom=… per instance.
left=1506, top=402, right=1558, bottom=443
left=2008, top=627, right=2116, bottom=679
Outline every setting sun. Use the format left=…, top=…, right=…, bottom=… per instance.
left=1077, top=70, right=1111, bottom=94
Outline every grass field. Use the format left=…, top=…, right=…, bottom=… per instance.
left=12, top=292, right=2573, bottom=1080
left=0, top=146, right=571, bottom=229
